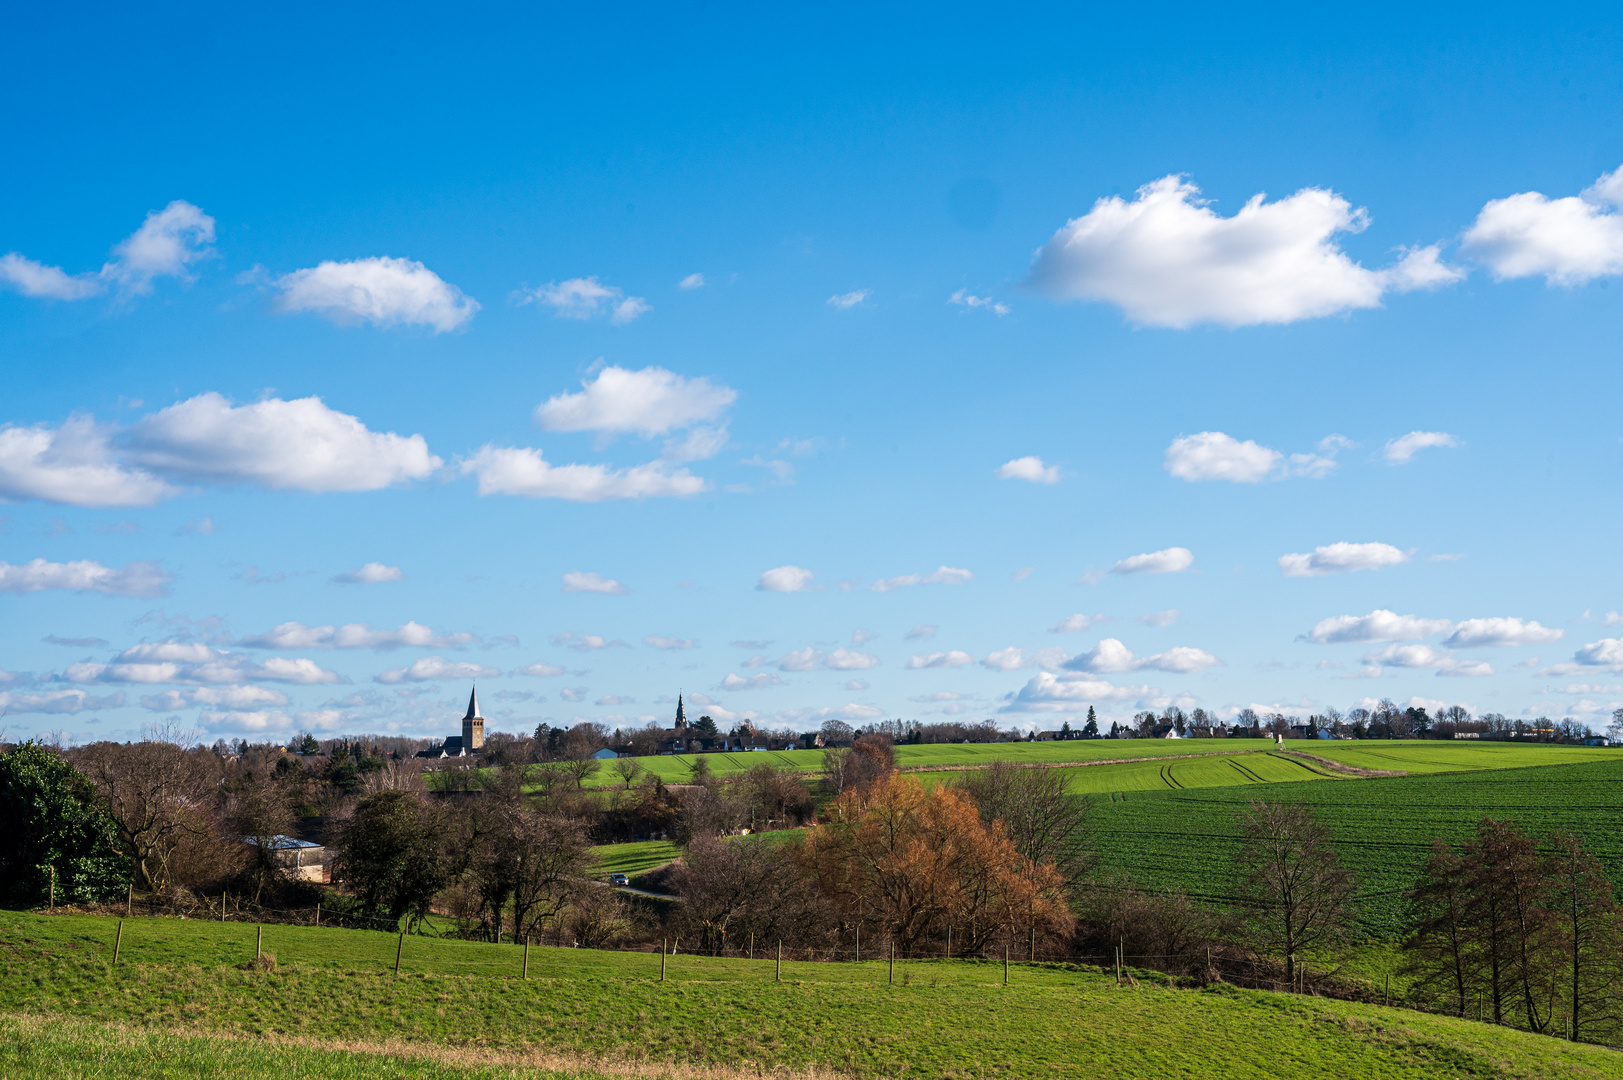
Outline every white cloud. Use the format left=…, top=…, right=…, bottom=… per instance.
left=551, top=633, right=627, bottom=652
left=871, top=565, right=973, bottom=592
left=842, top=680, right=869, bottom=691
left=2, top=200, right=215, bottom=302
left=982, top=647, right=1033, bottom=671
left=0, top=558, right=173, bottom=598
left=721, top=672, right=783, bottom=691
left=0, top=688, right=125, bottom=714
left=1111, top=547, right=1193, bottom=576
left=331, top=562, right=403, bottom=585
left=824, top=648, right=881, bottom=671
left=102, top=201, right=216, bottom=295
left=774, top=703, right=887, bottom=725
left=678, top=273, right=705, bottom=290
left=1279, top=542, right=1410, bottom=578
left=0, top=416, right=175, bottom=506
left=1383, top=431, right=1459, bottom=463
left=1308, top=609, right=1453, bottom=644
left=0, top=254, right=101, bottom=299
left=997, top=456, right=1060, bottom=484
left=851, top=629, right=877, bottom=645
left=1139, top=609, right=1180, bottom=627
left=1063, top=638, right=1219, bottom=675
left=560, top=687, right=588, bottom=702
left=1049, top=613, right=1107, bottom=634
left=199, top=710, right=294, bottom=732
left=1002, top=672, right=1161, bottom=712
left=139, top=685, right=289, bottom=711
left=645, top=635, right=696, bottom=650
left=1164, top=431, right=1349, bottom=484
left=375, top=656, right=500, bottom=684
left=520, top=277, right=649, bottom=323
left=949, top=289, right=1010, bottom=315
left=1442, top=618, right=1563, bottom=649
left=563, top=571, right=628, bottom=595
left=64, top=641, right=344, bottom=687
left=1361, top=644, right=1495, bottom=678
left=238, top=621, right=476, bottom=650
left=776, top=647, right=823, bottom=672
left=1570, top=639, right=1623, bottom=673
left=461, top=446, right=705, bottom=501
left=906, top=651, right=976, bottom=670
left=827, top=290, right=870, bottom=309
left=128, top=393, right=440, bottom=492
left=1026, top=174, right=1458, bottom=327
left=1460, top=166, right=1623, bottom=285
left=1606, top=611, right=1623, bottom=628
left=595, top=695, right=633, bottom=707
left=758, top=565, right=816, bottom=593
left=514, top=662, right=566, bottom=677
left=662, top=426, right=729, bottom=464
left=274, top=257, right=479, bottom=331
left=536, top=366, right=736, bottom=438
left=904, top=624, right=938, bottom=640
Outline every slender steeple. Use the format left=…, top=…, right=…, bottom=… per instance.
left=675, top=693, right=686, bottom=728
left=462, top=684, right=484, bottom=750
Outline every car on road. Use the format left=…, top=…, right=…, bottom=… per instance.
left=609, top=873, right=629, bottom=886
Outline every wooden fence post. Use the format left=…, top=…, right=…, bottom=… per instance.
left=394, top=931, right=404, bottom=976
left=889, top=942, right=895, bottom=985
left=945, top=927, right=951, bottom=961
left=126, top=882, right=133, bottom=917
left=315, top=903, right=320, bottom=928
left=749, top=931, right=754, bottom=960
left=1384, top=973, right=1390, bottom=1007
left=48, top=865, right=55, bottom=909
left=776, top=941, right=781, bottom=982
left=112, top=920, right=124, bottom=965
left=256, top=925, right=262, bottom=961
left=854, top=924, right=859, bottom=963
left=523, top=938, right=530, bottom=980
left=1003, top=943, right=1009, bottom=986
left=1029, top=926, right=1035, bottom=963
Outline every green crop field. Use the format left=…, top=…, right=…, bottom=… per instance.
left=1089, top=757, right=1623, bottom=937
left=3, top=911, right=1618, bottom=1079
left=1300, top=741, right=1608, bottom=774
left=593, top=840, right=682, bottom=878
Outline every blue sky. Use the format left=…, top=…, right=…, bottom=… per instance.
left=3, top=3, right=1622, bottom=743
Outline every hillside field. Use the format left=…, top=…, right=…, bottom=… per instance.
left=3, top=911, right=1620, bottom=1080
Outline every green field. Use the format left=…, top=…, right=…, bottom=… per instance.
left=1301, top=741, right=1607, bottom=774
left=4, top=911, right=1619, bottom=1079
left=1090, top=757, right=1623, bottom=936
left=593, top=840, right=682, bottom=878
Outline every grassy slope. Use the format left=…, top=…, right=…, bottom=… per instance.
left=594, top=841, right=683, bottom=878
left=4, top=912, right=1620, bottom=1080
left=1090, top=757, right=1623, bottom=936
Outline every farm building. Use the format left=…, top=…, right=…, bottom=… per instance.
left=243, top=835, right=325, bottom=883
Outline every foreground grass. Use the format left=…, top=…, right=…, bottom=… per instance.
left=4, top=912, right=1621, bottom=1079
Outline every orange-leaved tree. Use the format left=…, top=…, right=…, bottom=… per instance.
left=801, top=772, right=1071, bottom=956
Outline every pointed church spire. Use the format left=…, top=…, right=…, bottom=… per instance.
left=675, top=693, right=686, bottom=727
left=464, top=685, right=482, bottom=720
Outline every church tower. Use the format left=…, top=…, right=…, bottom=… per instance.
left=674, top=693, right=687, bottom=729
left=461, top=686, right=485, bottom=751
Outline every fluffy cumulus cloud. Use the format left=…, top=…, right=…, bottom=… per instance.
left=0, top=558, right=174, bottom=598
left=238, top=621, right=477, bottom=651
left=0, top=416, right=174, bottom=507
left=514, top=661, right=566, bottom=677
left=520, top=277, right=649, bottom=323
left=1049, top=613, right=1107, bottom=634
left=1361, top=644, right=1494, bottom=678
left=1025, top=174, right=1460, bottom=328
left=63, top=641, right=344, bottom=686
left=1164, top=432, right=1346, bottom=483
left=2, top=200, right=215, bottom=302
left=871, top=566, right=973, bottom=592
left=126, top=393, right=439, bottom=493
left=721, top=672, right=783, bottom=690
left=551, top=632, right=626, bottom=652
left=758, top=565, right=816, bottom=593
left=1064, top=638, right=1220, bottom=675
left=1538, top=639, right=1623, bottom=677
left=824, top=648, right=882, bottom=671
left=563, top=571, right=627, bottom=595
left=0, top=688, right=125, bottom=714
left=536, top=367, right=736, bottom=439
left=997, top=456, right=1060, bottom=484
left=460, top=446, right=705, bottom=501
left=139, top=685, right=290, bottom=711
left=375, top=657, right=500, bottom=684
left=645, top=635, right=696, bottom=650
left=906, top=651, right=976, bottom=669
left=331, top=562, right=403, bottom=585
left=1139, top=609, right=1180, bottom=627
left=981, top=646, right=1070, bottom=672
left=1279, top=542, right=1410, bottom=578
left=274, top=257, right=479, bottom=331
left=1110, top=547, right=1193, bottom=576
left=1308, top=609, right=1453, bottom=644
left=1001, top=672, right=1162, bottom=713
left=1442, top=618, right=1562, bottom=649
left=1460, top=165, right=1623, bottom=285
left=1383, top=431, right=1458, bottom=463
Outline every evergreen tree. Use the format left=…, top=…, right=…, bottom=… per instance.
left=0, top=742, right=130, bottom=906
left=1082, top=706, right=1100, bottom=739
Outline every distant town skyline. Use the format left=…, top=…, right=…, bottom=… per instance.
left=3, top=5, right=1622, bottom=743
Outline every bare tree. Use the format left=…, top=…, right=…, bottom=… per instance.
left=74, top=740, right=214, bottom=891
left=467, top=800, right=591, bottom=943
left=561, top=757, right=600, bottom=790
left=1404, top=839, right=1478, bottom=1016
left=611, top=756, right=643, bottom=789
left=1546, top=831, right=1623, bottom=1041
left=1235, top=800, right=1355, bottom=982
left=1467, top=818, right=1558, bottom=1031
left=957, top=761, right=1092, bottom=885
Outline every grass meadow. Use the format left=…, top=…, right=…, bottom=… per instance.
left=4, top=911, right=1621, bottom=1079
